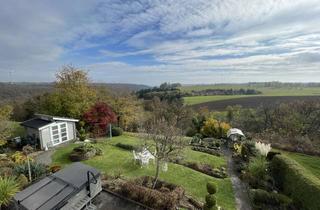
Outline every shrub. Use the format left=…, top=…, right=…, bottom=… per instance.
left=10, top=151, right=27, bottom=164
left=205, top=194, right=217, bottom=206
left=241, top=140, right=258, bottom=161
left=204, top=182, right=218, bottom=210
left=0, top=155, right=14, bottom=168
left=115, top=143, right=138, bottom=151
left=17, top=174, right=29, bottom=189
left=201, top=118, right=231, bottom=138
left=190, top=133, right=202, bottom=144
left=248, top=155, right=268, bottom=180
left=111, top=126, right=123, bottom=136
left=250, top=189, right=292, bottom=208
left=192, top=146, right=221, bottom=156
left=78, top=127, right=87, bottom=141
left=207, top=182, right=217, bottom=194
left=266, top=151, right=281, bottom=161
left=271, top=155, right=320, bottom=210
left=13, top=162, right=47, bottom=180
left=0, top=177, right=19, bottom=207
left=0, top=167, right=13, bottom=177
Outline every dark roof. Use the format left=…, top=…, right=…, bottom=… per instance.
left=20, top=118, right=52, bottom=129
left=14, top=163, right=100, bottom=210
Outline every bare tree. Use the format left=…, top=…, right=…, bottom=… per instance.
left=143, top=116, right=186, bottom=188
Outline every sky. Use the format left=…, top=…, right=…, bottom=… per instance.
left=1, top=0, right=320, bottom=85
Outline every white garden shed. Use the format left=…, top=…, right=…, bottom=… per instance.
left=21, top=114, right=78, bottom=150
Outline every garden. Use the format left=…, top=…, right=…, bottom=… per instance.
left=52, top=134, right=236, bottom=210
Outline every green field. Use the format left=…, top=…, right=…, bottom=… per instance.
left=52, top=135, right=236, bottom=210
left=182, top=84, right=320, bottom=105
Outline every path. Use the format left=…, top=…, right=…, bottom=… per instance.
left=222, top=147, right=252, bottom=210
left=34, top=150, right=54, bottom=165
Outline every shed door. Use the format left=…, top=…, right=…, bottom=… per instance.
left=51, top=123, right=68, bottom=146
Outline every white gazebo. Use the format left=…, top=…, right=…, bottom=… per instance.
left=227, top=128, right=245, bottom=142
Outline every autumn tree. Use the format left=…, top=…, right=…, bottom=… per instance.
left=143, top=101, right=186, bottom=188
left=83, top=102, right=117, bottom=137
left=0, top=105, right=14, bottom=146
left=53, top=66, right=97, bottom=118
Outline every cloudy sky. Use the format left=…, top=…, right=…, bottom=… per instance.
left=1, top=0, right=320, bottom=85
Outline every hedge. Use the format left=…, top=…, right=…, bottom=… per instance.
left=271, top=155, right=320, bottom=210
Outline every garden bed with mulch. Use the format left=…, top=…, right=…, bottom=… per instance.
left=103, top=176, right=203, bottom=210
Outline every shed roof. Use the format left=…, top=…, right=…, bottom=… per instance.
left=20, top=118, right=53, bottom=129
left=14, top=163, right=100, bottom=210
left=21, top=114, right=79, bottom=130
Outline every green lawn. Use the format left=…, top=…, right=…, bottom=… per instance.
left=282, top=151, right=320, bottom=178
left=182, top=84, right=320, bottom=105
left=52, top=135, right=236, bottom=210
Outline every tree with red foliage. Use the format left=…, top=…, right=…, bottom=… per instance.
left=83, top=102, right=117, bottom=137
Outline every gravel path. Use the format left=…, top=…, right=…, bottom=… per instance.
left=34, top=150, right=54, bottom=165
left=222, top=147, right=252, bottom=210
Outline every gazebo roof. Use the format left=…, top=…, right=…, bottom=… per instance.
left=227, top=128, right=245, bottom=138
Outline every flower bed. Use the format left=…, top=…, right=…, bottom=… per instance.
left=173, top=159, right=227, bottom=179
left=69, top=143, right=102, bottom=161
left=104, top=176, right=185, bottom=210
left=192, top=146, right=221, bottom=156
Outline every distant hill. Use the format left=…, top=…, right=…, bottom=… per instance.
left=0, top=82, right=149, bottom=103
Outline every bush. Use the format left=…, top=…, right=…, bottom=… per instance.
left=250, top=189, right=292, bottom=208
left=266, top=151, right=281, bottom=161
left=207, top=182, right=217, bottom=194
left=115, top=143, right=138, bottom=151
left=204, top=182, right=218, bottom=210
left=111, top=126, right=123, bottom=136
left=192, top=146, right=221, bottom=156
left=271, top=155, right=320, bottom=210
left=205, top=194, right=217, bottom=206
left=241, top=140, right=258, bottom=161
left=78, top=127, right=87, bottom=141
left=17, top=174, right=29, bottom=189
left=13, top=162, right=47, bottom=180
left=0, top=167, right=13, bottom=177
left=0, top=155, right=14, bottom=168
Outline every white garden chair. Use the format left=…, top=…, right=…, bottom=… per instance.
left=132, top=150, right=140, bottom=165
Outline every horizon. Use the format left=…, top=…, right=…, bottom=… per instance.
left=1, top=1, right=320, bottom=85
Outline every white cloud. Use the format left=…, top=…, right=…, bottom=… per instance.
left=1, top=0, right=320, bottom=83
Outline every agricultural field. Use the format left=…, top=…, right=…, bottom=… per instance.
left=190, top=95, right=320, bottom=111
left=182, top=84, right=320, bottom=106
left=52, top=135, right=236, bottom=210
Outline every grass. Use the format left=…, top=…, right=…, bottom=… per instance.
left=184, top=95, right=255, bottom=105
left=181, top=84, right=320, bottom=105
left=281, top=151, right=320, bottom=178
left=52, top=135, right=236, bottom=210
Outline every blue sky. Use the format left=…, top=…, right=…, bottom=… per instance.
left=1, top=0, right=320, bottom=85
